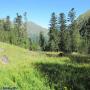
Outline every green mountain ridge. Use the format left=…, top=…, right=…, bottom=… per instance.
left=77, top=10, right=90, bottom=25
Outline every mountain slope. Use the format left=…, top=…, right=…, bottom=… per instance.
left=27, top=21, right=48, bottom=40
left=78, top=10, right=90, bottom=20
left=77, top=10, right=90, bottom=26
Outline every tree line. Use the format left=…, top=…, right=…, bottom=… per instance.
left=0, top=8, right=90, bottom=54
left=0, top=12, right=30, bottom=49
left=39, top=8, right=90, bottom=54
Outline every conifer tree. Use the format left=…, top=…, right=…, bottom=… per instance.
left=39, top=32, right=45, bottom=51
left=80, top=17, right=90, bottom=53
left=48, top=12, right=58, bottom=51
left=68, top=8, right=80, bottom=52
left=58, top=13, right=67, bottom=52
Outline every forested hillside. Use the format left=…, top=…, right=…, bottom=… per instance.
left=0, top=13, right=29, bottom=49
left=47, top=8, right=90, bottom=54
left=0, top=9, right=90, bottom=54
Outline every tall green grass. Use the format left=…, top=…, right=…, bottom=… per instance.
left=0, top=42, right=90, bottom=90
left=0, top=42, right=50, bottom=90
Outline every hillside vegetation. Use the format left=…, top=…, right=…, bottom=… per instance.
left=0, top=42, right=90, bottom=90
left=0, top=42, right=50, bottom=90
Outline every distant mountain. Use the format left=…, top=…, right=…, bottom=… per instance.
left=27, top=21, right=48, bottom=41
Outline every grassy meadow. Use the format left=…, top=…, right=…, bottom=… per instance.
left=0, top=42, right=90, bottom=90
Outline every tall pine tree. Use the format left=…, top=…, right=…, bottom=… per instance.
left=68, top=8, right=80, bottom=52
left=39, top=32, right=45, bottom=51
left=58, top=13, right=67, bottom=52
left=48, top=12, right=58, bottom=51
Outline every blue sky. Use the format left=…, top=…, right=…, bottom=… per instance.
left=0, top=0, right=90, bottom=28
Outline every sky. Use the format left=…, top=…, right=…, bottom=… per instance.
left=0, top=0, right=90, bottom=28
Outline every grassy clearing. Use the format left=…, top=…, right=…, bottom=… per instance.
left=0, top=42, right=90, bottom=90
left=0, top=42, right=50, bottom=90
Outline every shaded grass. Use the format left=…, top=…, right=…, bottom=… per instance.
left=35, top=62, right=90, bottom=90
left=68, top=54, right=90, bottom=64
left=35, top=53, right=90, bottom=90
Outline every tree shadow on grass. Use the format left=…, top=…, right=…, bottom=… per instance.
left=35, top=63, right=90, bottom=90
left=45, top=53, right=90, bottom=64
left=68, top=54, right=90, bottom=64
